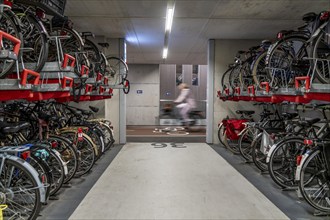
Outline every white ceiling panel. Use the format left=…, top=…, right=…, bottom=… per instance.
left=202, top=19, right=304, bottom=40
left=65, top=0, right=125, bottom=16
left=211, top=0, right=330, bottom=20
left=174, top=0, right=219, bottom=18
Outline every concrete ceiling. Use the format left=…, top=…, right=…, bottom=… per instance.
left=65, top=0, right=329, bottom=65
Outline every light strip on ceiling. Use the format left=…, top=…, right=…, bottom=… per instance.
left=165, top=8, right=174, bottom=32
left=162, top=48, right=168, bottom=59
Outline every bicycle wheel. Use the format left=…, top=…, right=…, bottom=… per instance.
left=48, top=149, right=65, bottom=196
left=268, top=137, right=304, bottom=189
left=0, top=156, right=41, bottom=220
left=106, top=56, right=128, bottom=85
left=299, top=149, right=330, bottom=212
left=252, top=51, right=271, bottom=89
left=266, top=35, right=309, bottom=88
left=29, top=155, right=52, bottom=200
left=17, top=12, right=48, bottom=73
left=48, top=135, right=79, bottom=184
left=217, top=123, right=226, bottom=147
left=86, top=128, right=103, bottom=160
left=238, top=127, right=255, bottom=161
left=312, top=31, right=330, bottom=84
left=251, top=133, right=268, bottom=172
left=84, top=39, right=101, bottom=77
left=0, top=10, right=22, bottom=78
left=60, top=131, right=96, bottom=177
left=228, top=65, right=241, bottom=89
left=48, top=26, right=88, bottom=76
left=99, top=122, right=114, bottom=151
left=239, top=61, right=254, bottom=90
left=220, top=66, right=234, bottom=90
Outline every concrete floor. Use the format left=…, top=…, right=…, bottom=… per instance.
left=69, top=143, right=288, bottom=220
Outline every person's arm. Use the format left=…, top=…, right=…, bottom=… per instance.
left=174, top=89, right=189, bottom=103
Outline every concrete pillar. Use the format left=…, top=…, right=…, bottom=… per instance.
left=104, top=38, right=127, bottom=144
left=206, top=39, right=215, bottom=144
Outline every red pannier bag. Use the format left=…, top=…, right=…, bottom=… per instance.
left=222, top=119, right=248, bottom=140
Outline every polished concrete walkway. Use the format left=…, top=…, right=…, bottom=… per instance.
left=69, top=143, right=288, bottom=219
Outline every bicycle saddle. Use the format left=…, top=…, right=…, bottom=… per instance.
left=236, top=110, right=255, bottom=115
left=260, top=112, right=273, bottom=118
left=89, top=106, right=99, bottom=113
left=0, top=121, right=30, bottom=134
left=302, top=12, right=317, bottom=23
left=81, top=32, right=95, bottom=37
left=98, top=43, right=109, bottom=48
left=297, top=118, right=321, bottom=127
left=281, top=112, right=299, bottom=120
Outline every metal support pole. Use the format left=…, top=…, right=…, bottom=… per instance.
left=119, top=38, right=127, bottom=144
left=206, top=39, right=215, bottom=144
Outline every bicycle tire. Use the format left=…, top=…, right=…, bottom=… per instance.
left=312, top=31, right=330, bottom=84
left=238, top=127, right=255, bottom=161
left=299, top=149, right=330, bottom=212
left=268, top=137, right=304, bottom=189
left=48, top=149, right=65, bottom=196
left=48, top=134, right=79, bottom=184
left=251, top=51, right=270, bottom=89
left=18, top=12, right=49, bottom=73
left=228, top=65, right=241, bottom=89
left=106, top=56, right=128, bottom=85
left=0, top=156, right=41, bottom=220
left=29, top=154, right=52, bottom=200
left=266, top=35, right=309, bottom=88
left=60, top=131, right=96, bottom=177
left=84, top=38, right=102, bottom=77
left=239, top=61, right=254, bottom=90
left=251, top=133, right=268, bottom=172
left=0, top=10, right=22, bottom=78
left=217, top=123, right=226, bottom=147
left=220, top=66, right=234, bottom=90
left=48, top=26, right=88, bottom=77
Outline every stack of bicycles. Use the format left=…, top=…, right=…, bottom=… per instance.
left=218, top=103, right=330, bottom=214
left=221, top=10, right=330, bottom=92
left=0, top=100, right=115, bottom=219
left=0, top=0, right=130, bottom=100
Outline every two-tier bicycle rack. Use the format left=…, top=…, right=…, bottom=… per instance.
left=0, top=30, right=132, bottom=103
left=218, top=60, right=330, bottom=104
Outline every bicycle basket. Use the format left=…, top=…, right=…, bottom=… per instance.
left=15, top=0, right=66, bottom=17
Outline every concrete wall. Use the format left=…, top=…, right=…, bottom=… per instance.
left=213, top=39, right=263, bottom=144
left=126, top=64, right=160, bottom=125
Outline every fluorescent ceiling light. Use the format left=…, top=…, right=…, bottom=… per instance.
left=165, top=8, right=174, bottom=32
left=162, top=48, right=168, bottom=59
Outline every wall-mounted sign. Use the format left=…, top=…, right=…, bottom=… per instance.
left=137, top=90, right=143, bottom=94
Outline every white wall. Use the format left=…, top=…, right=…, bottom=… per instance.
left=213, top=39, right=263, bottom=144
left=126, top=64, right=160, bottom=125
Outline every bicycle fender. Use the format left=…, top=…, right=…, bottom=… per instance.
left=266, top=143, right=278, bottom=163
left=29, top=13, right=49, bottom=38
left=295, top=149, right=319, bottom=181
left=51, top=149, right=68, bottom=176
left=310, top=21, right=328, bottom=41
left=6, top=154, right=47, bottom=203
left=238, top=126, right=249, bottom=136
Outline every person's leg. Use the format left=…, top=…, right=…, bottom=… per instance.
left=180, top=105, right=190, bottom=127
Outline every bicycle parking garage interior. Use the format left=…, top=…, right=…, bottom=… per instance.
left=0, top=0, right=330, bottom=220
